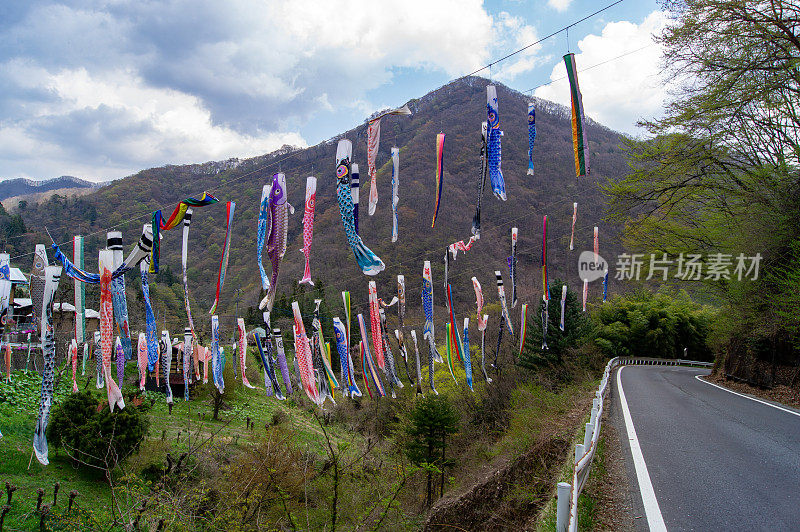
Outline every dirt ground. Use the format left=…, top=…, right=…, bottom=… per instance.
left=705, top=373, right=800, bottom=408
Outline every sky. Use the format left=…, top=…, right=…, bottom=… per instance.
left=0, top=0, right=667, bottom=183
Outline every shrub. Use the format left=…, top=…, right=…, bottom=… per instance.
left=47, top=391, right=150, bottom=469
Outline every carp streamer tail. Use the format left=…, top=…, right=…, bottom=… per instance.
left=431, top=133, right=445, bottom=228
left=564, top=53, right=589, bottom=177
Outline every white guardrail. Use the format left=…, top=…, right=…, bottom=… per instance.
left=555, top=356, right=713, bottom=531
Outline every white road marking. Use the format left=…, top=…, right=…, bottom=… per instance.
left=695, top=375, right=800, bottom=418
left=617, top=366, right=667, bottom=532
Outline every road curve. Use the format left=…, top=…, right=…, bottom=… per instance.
left=613, top=365, right=800, bottom=531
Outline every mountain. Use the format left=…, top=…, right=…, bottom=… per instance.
left=0, top=175, right=99, bottom=201
left=12, top=77, right=629, bottom=339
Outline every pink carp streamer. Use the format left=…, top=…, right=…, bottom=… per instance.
left=70, top=339, right=78, bottom=393
left=472, top=277, right=487, bottom=331
left=582, top=279, right=588, bottom=312
left=431, top=133, right=445, bottom=228
left=570, top=202, right=578, bottom=251
left=368, top=281, right=385, bottom=369
left=210, top=201, right=235, bottom=314
left=299, top=176, right=317, bottom=285
left=137, top=332, right=147, bottom=390
left=99, top=250, right=124, bottom=412
left=238, top=318, right=255, bottom=389
left=366, top=104, right=411, bottom=216
left=593, top=226, right=599, bottom=263
left=449, top=235, right=479, bottom=260
left=292, top=302, right=320, bottom=405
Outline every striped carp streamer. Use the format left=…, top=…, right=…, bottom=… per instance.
left=140, top=260, right=159, bottom=371
left=292, top=301, right=321, bottom=405
left=259, top=174, right=294, bottom=310
left=431, top=133, right=445, bottom=228
left=445, top=323, right=458, bottom=384
left=527, top=103, right=536, bottom=175
left=378, top=305, right=403, bottom=397
left=70, top=339, right=78, bottom=393
left=183, top=328, right=192, bottom=400
left=333, top=317, right=359, bottom=396
left=312, top=299, right=337, bottom=403
left=582, top=279, right=588, bottom=312
left=519, top=304, right=528, bottom=356
left=300, top=176, right=317, bottom=286
left=73, top=236, right=86, bottom=345
left=272, top=325, right=293, bottom=395
left=115, top=337, right=125, bottom=391
left=335, top=140, right=385, bottom=275
left=563, top=53, right=589, bottom=177
left=161, top=330, right=173, bottom=403
left=211, top=315, right=223, bottom=393
left=340, top=291, right=361, bottom=396
left=570, top=203, right=578, bottom=251
left=237, top=318, right=254, bottom=389
left=410, top=330, right=424, bottom=395
left=462, top=318, right=474, bottom=391
left=391, top=147, right=400, bottom=242
left=495, top=271, right=514, bottom=335
left=508, top=227, right=518, bottom=308
left=351, top=164, right=360, bottom=235
left=422, top=261, right=440, bottom=394
left=210, top=201, right=235, bottom=314
left=560, top=285, right=568, bottom=332
left=366, top=104, right=412, bottom=216
left=150, top=192, right=218, bottom=273
left=396, top=275, right=416, bottom=386
left=542, top=215, right=550, bottom=301
left=472, top=121, right=489, bottom=237
left=98, top=250, right=124, bottom=412
left=32, top=258, right=62, bottom=465
left=603, top=270, right=609, bottom=303
left=368, top=281, right=385, bottom=369
left=487, top=85, right=507, bottom=201
left=137, top=332, right=147, bottom=390
left=541, top=296, right=549, bottom=350
left=182, top=209, right=197, bottom=341
left=253, top=328, right=285, bottom=400
left=593, top=226, right=599, bottom=263
left=358, top=313, right=385, bottom=397
left=107, top=232, right=132, bottom=361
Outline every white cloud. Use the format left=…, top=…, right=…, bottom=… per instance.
left=534, top=11, right=667, bottom=134
left=547, top=0, right=574, bottom=12
left=492, top=12, right=546, bottom=82
left=0, top=0, right=503, bottom=181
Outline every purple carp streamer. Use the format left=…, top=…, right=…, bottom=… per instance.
left=107, top=231, right=132, bottom=361
left=508, top=227, right=518, bottom=308
left=210, top=202, right=235, bottom=314
left=335, top=140, right=385, bottom=275
left=564, top=53, right=589, bottom=177
left=33, top=259, right=62, bottom=465
left=300, top=176, right=317, bottom=285
left=431, top=133, right=445, bottom=228
left=357, top=313, right=385, bottom=397
left=183, top=328, right=192, bottom=400
left=527, top=102, right=536, bottom=175
left=487, top=85, right=506, bottom=201
left=260, top=174, right=294, bottom=310
left=471, top=121, right=489, bottom=237
left=150, top=192, right=218, bottom=273
left=570, top=202, right=578, bottom=251
left=115, top=337, right=125, bottom=391
left=560, top=285, right=568, bottom=332
left=391, top=147, right=400, bottom=242
left=211, top=315, right=224, bottom=393
left=272, top=324, right=293, bottom=395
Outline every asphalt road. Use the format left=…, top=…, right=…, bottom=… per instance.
left=614, top=365, right=800, bottom=531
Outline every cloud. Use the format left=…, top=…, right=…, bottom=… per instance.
left=534, top=11, right=667, bottom=135
left=491, top=12, right=547, bottom=82
left=547, top=0, right=574, bottom=12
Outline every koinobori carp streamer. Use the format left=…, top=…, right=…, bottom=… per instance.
left=564, top=53, right=589, bottom=177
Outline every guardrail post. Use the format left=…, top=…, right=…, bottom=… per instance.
left=589, top=406, right=598, bottom=427
left=583, top=422, right=593, bottom=450
left=556, top=482, right=571, bottom=532
left=575, top=443, right=584, bottom=463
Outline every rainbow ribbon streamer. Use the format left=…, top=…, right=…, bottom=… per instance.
left=210, top=201, right=235, bottom=314
left=445, top=323, right=458, bottom=384
left=563, top=53, right=589, bottom=177
left=150, top=192, right=218, bottom=273
left=431, top=133, right=445, bottom=228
